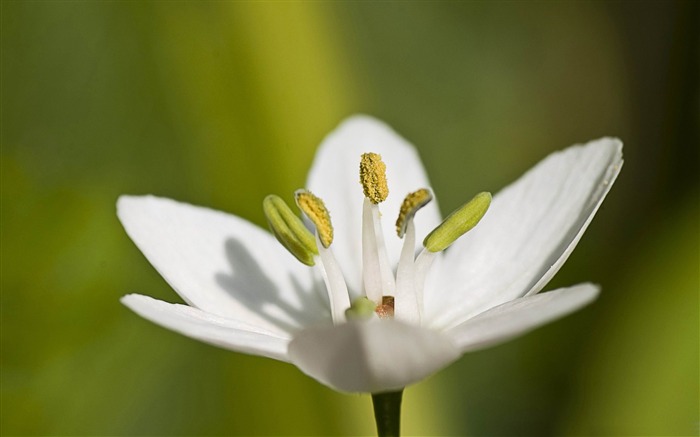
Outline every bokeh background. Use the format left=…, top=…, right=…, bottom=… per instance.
left=3, top=1, right=698, bottom=436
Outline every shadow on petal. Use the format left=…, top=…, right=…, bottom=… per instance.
left=215, top=237, right=330, bottom=333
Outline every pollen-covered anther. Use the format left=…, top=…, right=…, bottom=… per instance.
left=359, top=152, right=389, bottom=204
left=295, top=189, right=334, bottom=248
left=395, top=188, right=433, bottom=238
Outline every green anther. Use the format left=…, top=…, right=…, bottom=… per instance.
left=263, top=195, right=318, bottom=266
left=395, top=188, right=433, bottom=238
left=295, top=189, right=334, bottom=248
left=344, top=297, right=377, bottom=320
left=423, top=191, right=492, bottom=252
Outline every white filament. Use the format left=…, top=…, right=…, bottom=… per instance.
left=362, top=198, right=383, bottom=304
left=372, top=204, right=396, bottom=297
left=315, top=233, right=350, bottom=325
left=413, top=248, right=438, bottom=319
left=362, top=198, right=397, bottom=304
left=395, top=219, right=419, bottom=324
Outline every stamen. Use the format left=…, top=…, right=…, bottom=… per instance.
left=395, top=188, right=433, bottom=238
left=359, top=153, right=395, bottom=304
left=295, top=190, right=333, bottom=248
left=262, top=195, right=318, bottom=266
left=393, top=189, right=433, bottom=323
left=359, top=152, right=389, bottom=204
left=294, top=189, right=350, bottom=325
left=423, top=191, right=491, bottom=252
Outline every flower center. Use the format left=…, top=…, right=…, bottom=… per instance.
left=375, top=296, right=395, bottom=319
left=262, top=152, right=491, bottom=326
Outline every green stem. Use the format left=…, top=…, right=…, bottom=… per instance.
left=371, top=389, right=404, bottom=437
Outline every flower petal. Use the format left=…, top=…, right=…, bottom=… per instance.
left=306, top=115, right=442, bottom=296
left=121, top=294, right=291, bottom=362
left=426, top=138, right=622, bottom=328
left=117, top=195, right=329, bottom=337
left=446, top=283, right=599, bottom=352
left=288, top=319, right=460, bottom=393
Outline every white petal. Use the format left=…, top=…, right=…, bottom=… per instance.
left=446, top=283, right=599, bottom=352
left=121, top=294, right=291, bottom=362
left=426, top=138, right=622, bottom=328
left=288, top=319, right=460, bottom=393
left=306, top=115, right=442, bottom=296
left=117, top=195, right=329, bottom=337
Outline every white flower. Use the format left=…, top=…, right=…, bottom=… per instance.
left=119, top=115, right=623, bottom=393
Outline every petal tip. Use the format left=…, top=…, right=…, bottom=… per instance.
left=330, top=115, right=413, bottom=151
left=116, top=194, right=158, bottom=218
left=577, top=282, right=602, bottom=302
left=116, top=194, right=133, bottom=213
left=586, top=137, right=624, bottom=163
left=337, top=113, right=387, bottom=129
left=120, top=293, right=151, bottom=309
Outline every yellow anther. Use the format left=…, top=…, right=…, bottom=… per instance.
left=295, top=189, right=334, bottom=248
left=423, top=191, right=492, bottom=252
left=395, top=188, right=433, bottom=238
left=359, top=152, right=389, bottom=204
left=263, top=195, right=318, bottom=266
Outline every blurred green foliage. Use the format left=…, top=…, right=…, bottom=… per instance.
left=2, top=1, right=697, bottom=435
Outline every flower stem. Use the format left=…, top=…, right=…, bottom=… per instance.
left=371, top=389, right=404, bottom=437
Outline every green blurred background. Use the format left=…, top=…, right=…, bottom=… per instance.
left=2, top=1, right=698, bottom=435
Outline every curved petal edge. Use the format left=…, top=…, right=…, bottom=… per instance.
left=524, top=139, right=623, bottom=296
left=446, top=283, right=600, bottom=353
left=288, top=319, right=460, bottom=393
left=121, top=294, right=291, bottom=362
left=427, top=138, right=621, bottom=327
